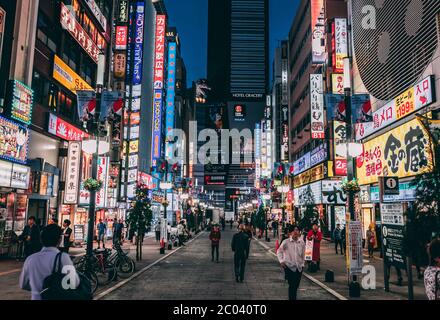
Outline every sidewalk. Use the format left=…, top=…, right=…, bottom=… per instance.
left=0, top=232, right=177, bottom=300
left=253, top=233, right=428, bottom=300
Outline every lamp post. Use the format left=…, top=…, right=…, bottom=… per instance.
left=85, top=53, right=106, bottom=258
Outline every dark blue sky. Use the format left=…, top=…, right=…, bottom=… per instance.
left=165, top=0, right=299, bottom=87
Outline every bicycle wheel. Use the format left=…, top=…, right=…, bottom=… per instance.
left=81, top=270, right=99, bottom=294
left=94, top=255, right=117, bottom=286
left=115, top=255, right=135, bottom=278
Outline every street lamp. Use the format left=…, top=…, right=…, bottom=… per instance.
left=85, top=53, right=106, bottom=258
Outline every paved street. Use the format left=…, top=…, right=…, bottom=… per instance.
left=101, top=228, right=337, bottom=300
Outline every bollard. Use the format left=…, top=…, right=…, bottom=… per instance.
left=325, top=270, right=334, bottom=282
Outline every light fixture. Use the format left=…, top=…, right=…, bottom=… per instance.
left=81, top=138, right=110, bottom=155
left=343, top=57, right=351, bottom=90
left=336, top=142, right=363, bottom=158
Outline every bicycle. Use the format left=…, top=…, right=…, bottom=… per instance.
left=73, top=255, right=99, bottom=294
left=74, top=249, right=117, bottom=288
left=108, top=242, right=136, bottom=278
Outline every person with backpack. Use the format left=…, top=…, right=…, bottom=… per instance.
left=19, top=224, right=80, bottom=300
left=424, top=238, right=440, bottom=300
left=209, top=225, right=221, bottom=262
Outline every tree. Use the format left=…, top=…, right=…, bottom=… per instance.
left=126, top=185, right=153, bottom=261
left=405, top=125, right=440, bottom=265
left=298, top=185, right=319, bottom=232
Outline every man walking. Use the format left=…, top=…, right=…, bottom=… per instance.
left=333, top=224, right=344, bottom=255
left=277, top=225, right=306, bottom=300
left=209, top=224, right=221, bottom=262
left=231, top=225, right=249, bottom=283
left=97, top=219, right=107, bottom=249
left=19, top=216, right=42, bottom=258
left=177, top=221, right=186, bottom=246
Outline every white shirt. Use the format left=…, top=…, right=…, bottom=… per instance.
left=277, top=237, right=306, bottom=272
left=19, top=247, right=79, bottom=300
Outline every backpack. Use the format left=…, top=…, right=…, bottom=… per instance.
left=41, top=252, right=93, bottom=300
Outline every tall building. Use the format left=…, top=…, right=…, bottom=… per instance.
left=207, top=0, right=269, bottom=211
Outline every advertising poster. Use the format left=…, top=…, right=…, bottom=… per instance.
left=348, top=221, right=363, bottom=275
left=8, top=79, right=34, bottom=125
left=305, top=239, right=314, bottom=261
left=311, top=0, right=325, bottom=64
left=333, top=121, right=347, bottom=176
left=76, top=90, right=96, bottom=122
left=0, top=116, right=29, bottom=164
left=310, top=74, right=325, bottom=139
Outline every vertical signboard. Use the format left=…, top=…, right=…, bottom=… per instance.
left=332, top=18, right=348, bottom=72
left=333, top=121, right=347, bottom=176
left=281, top=105, right=289, bottom=162
left=348, top=221, right=363, bottom=275
left=165, top=42, right=177, bottom=160
left=255, top=123, right=261, bottom=188
left=381, top=203, right=406, bottom=269
left=96, top=157, right=109, bottom=208
left=132, top=2, right=144, bottom=86
left=310, top=74, right=325, bottom=139
left=151, top=14, right=167, bottom=167
left=64, top=142, right=81, bottom=204
left=311, top=0, right=325, bottom=64
left=0, top=7, right=5, bottom=70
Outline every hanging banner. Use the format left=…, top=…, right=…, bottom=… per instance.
left=100, top=91, right=124, bottom=121
left=64, top=141, right=81, bottom=204
left=310, top=74, right=325, bottom=139
left=96, top=157, right=109, bottom=208
left=356, top=76, right=435, bottom=140
left=117, top=0, right=129, bottom=23
left=356, top=118, right=434, bottom=185
left=77, top=90, right=96, bottom=122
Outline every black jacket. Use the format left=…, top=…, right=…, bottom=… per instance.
left=63, top=227, right=72, bottom=248
left=231, top=232, right=249, bottom=257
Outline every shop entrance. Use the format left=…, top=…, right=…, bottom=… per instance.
left=28, top=199, right=48, bottom=228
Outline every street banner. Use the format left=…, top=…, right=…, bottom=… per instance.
left=348, top=221, right=363, bottom=275
left=305, top=239, right=314, bottom=261
left=77, top=90, right=96, bottom=122
left=100, top=91, right=124, bottom=121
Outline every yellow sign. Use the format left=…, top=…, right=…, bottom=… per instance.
left=356, top=118, right=434, bottom=185
left=395, top=87, right=414, bottom=120
left=52, top=55, right=93, bottom=95
left=294, top=163, right=325, bottom=188
left=332, top=74, right=344, bottom=94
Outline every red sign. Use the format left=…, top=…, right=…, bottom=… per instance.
left=60, top=3, right=99, bottom=63
left=138, top=172, right=154, bottom=189
left=48, top=113, right=88, bottom=141
left=153, top=15, right=166, bottom=89
left=287, top=190, right=293, bottom=204
left=335, top=159, right=347, bottom=176
left=115, top=26, right=128, bottom=50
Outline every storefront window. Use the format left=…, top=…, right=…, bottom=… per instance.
left=58, top=90, right=76, bottom=121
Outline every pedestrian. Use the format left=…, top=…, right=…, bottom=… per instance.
left=19, top=216, right=42, bottom=258
left=59, top=219, right=72, bottom=253
left=424, top=239, right=440, bottom=300
left=113, top=219, right=123, bottom=245
left=306, top=222, right=323, bottom=271
left=341, top=225, right=346, bottom=255
left=97, top=219, right=107, bottom=249
left=366, top=224, right=376, bottom=259
left=177, top=221, right=186, bottom=246
left=333, top=224, right=344, bottom=255
left=155, top=222, right=161, bottom=243
left=167, top=223, right=172, bottom=241
left=277, top=224, right=306, bottom=300
left=230, top=219, right=233, bottom=229
left=221, top=218, right=226, bottom=231
left=19, top=224, right=79, bottom=300
left=209, top=224, right=221, bottom=262
left=231, top=224, right=249, bottom=283
left=272, top=220, right=278, bottom=239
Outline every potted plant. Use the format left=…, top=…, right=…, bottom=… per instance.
left=341, top=178, right=361, bottom=194
left=83, top=178, right=103, bottom=192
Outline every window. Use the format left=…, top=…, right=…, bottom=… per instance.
left=58, top=90, right=75, bottom=121
left=36, top=11, right=57, bottom=53
left=32, top=71, right=50, bottom=107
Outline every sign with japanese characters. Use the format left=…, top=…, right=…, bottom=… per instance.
left=294, top=181, right=322, bottom=205
left=117, top=0, right=129, bottom=23
left=115, top=26, right=128, bottom=50
left=0, top=116, right=29, bottom=164
left=60, top=3, right=99, bottom=63
left=355, top=76, right=435, bottom=140
left=348, top=221, right=363, bottom=275
left=153, top=15, right=166, bottom=89
left=333, top=121, right=347, bottom=176
left=294, top=163, right=326, bottom=188
left=8, top=80, right=33, bottom=125
left=322, top=179, right=346, bottom=205
left=48, top=113, right=88, bottom=141
left=53, top=55, right=93, bottom=95
left=332, top=74, right=345, bottom=95
left=310, top=74, right=325, bottom=139
left=96, top=156, right=109, bottom=208
left=311, top=0, right=325, bottom=64
left=64, top=141, right=81, bottom=204
left=381, top=203, right=406, bottom=269
left=84, top=0, right=107, bottom=31
left=151, top=89, right=163, bottom=167
left=165, top=42, right=177, bottom=160
left=132, top=3, right=144, bottom=85
left=332, top=18, right=348, bottom=72
left=356, top=118, right=434, bottom=185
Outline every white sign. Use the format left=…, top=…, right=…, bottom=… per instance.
left=355, top=76, right=434, bottom=140
left=96, top=157, right=109, bottom=208
left=310, top=144, right=327, bottom=167
left=380, top=203, right=404, bottom=226
left=334, top=18, right=348, bottom=70
left=321, top=180, right=346, bottom=205
left=348, top=221, right=363, bottom=275
left=64, top=142, right=81, bottom=204
left=294, top=181, right=322, bottom=206
left=335, top=206, right=346, bottom=227
left=294, top=152, right=311, bottom=175
left=85, top=0, right=107, bottom=31
left=310, top=74, right=325, bottom=139
left=11, top=164, right=30, bottom=189
left=305, top=239, right=314, bottom=261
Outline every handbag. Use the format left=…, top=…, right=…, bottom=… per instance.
left=41, top=252, right=93, bottom=300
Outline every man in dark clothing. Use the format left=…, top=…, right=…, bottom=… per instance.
left=333, top=224, right=344, bottom=255
left=113, top=220, right=124, bottom=245
left=60, top=219, right=73, bottom=253
left=19, top=216, right=42, bottom=258
left=209, top=225, right=221, bottom=262
left=272, top=220, right=278, bottom=239
left=231, top=225, right=249, bottom=283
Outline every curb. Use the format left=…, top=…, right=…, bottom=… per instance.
left=253, top=237, right=348, bottom=301
left=94, top=232, right=204, bottom=300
